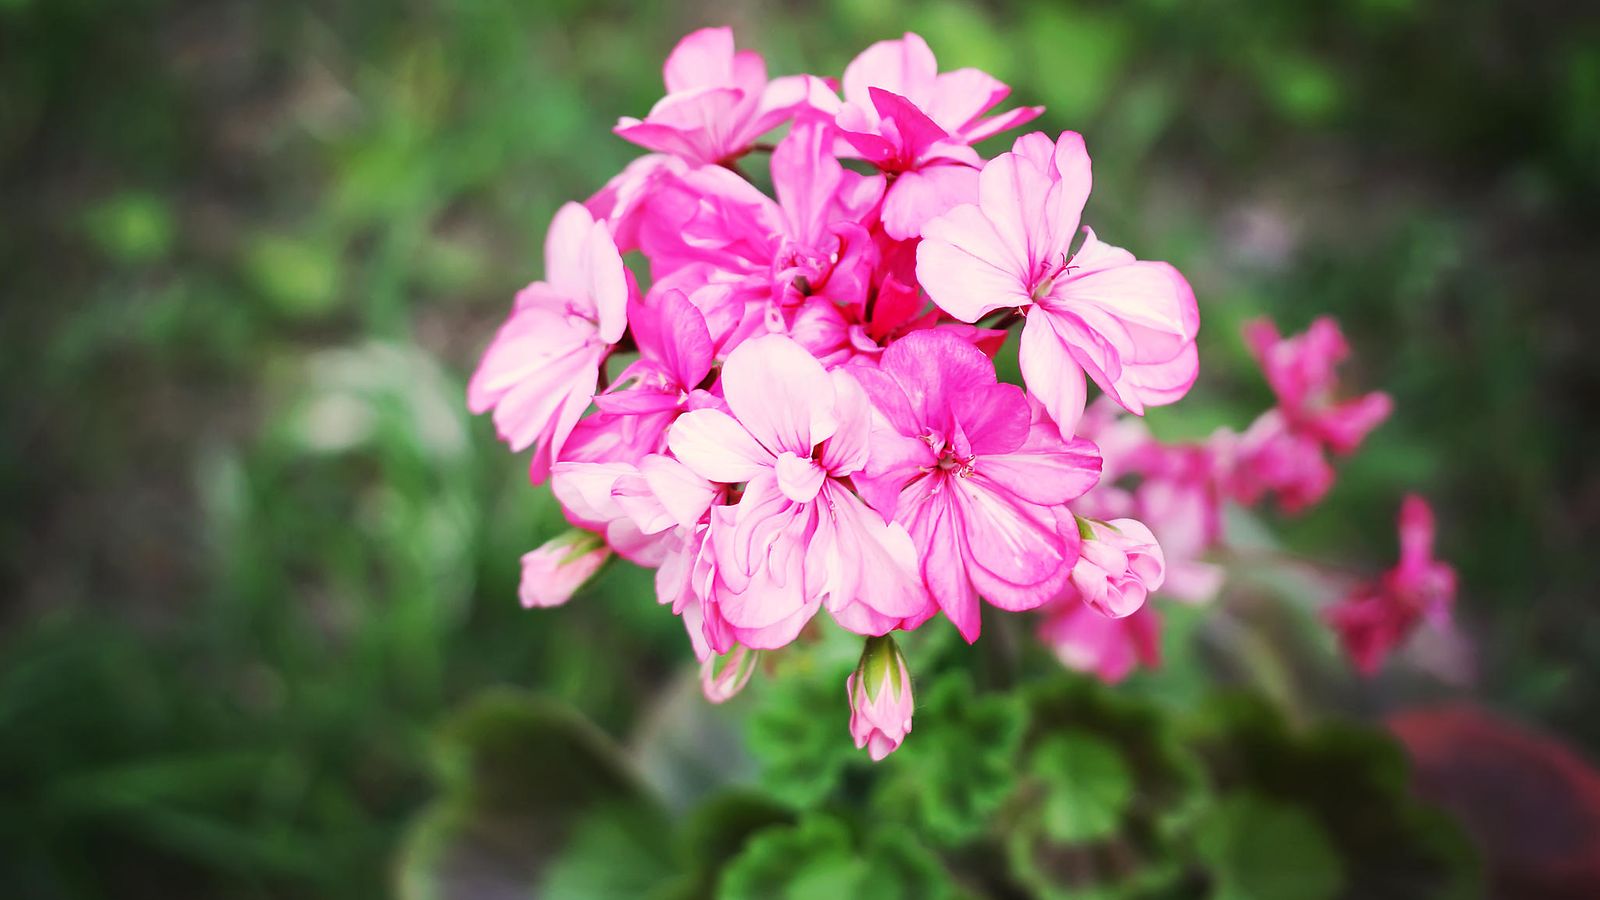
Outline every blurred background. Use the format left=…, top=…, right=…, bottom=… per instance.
left=2, top=0, right=1598, bottom=897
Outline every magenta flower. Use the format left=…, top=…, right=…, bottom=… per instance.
left=1067, top=517, right=1166, bottom=618
left=847, top=635, right=914, bottom=760
left=666, top=334, right=932, bottom=651
left=615, top=27, right=833, bottom=166
left=562, top=289, right=716, bottom=466
left=851, top=331, right=1102, bottom=642
left=916, top=131, right=1199, bottom=434
left=1231, top=317, right=1392, bottom=511
left=640, top=120, right=884, bottom=354
left=468, top=202, right=631, bottom=483
left=1326, top=495, right=1457, bottom=675
left=517, top=530, right=610, bottom=608
left=1244, top=316, right=1392, bottom=454
left=1038, top=602, right=1162, bottom=684
left=835, top=33, right=1042, bottom=239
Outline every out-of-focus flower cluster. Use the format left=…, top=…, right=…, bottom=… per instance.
left=470, top=28, right=1455, bottom=758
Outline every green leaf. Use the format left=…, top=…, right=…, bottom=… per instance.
left=539, top=802, right=678, bottom=900
left=1196, top=793, right=1344, bottom=900
left=715, top=815, right=955, bottom=900
left=746, top=652, right=858, bottom=808
left=872, top=673, right=1026, bottom=846
left=244, top=232, right=343, bottom=319
left=83, top=192, right=175, bottom=264
left=1029, top=731, right=1134, bottom=844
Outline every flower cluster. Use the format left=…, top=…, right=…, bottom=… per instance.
left=471, top=27, right=1454, bottom=757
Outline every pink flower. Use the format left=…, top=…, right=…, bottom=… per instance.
left=640, top=120, right=884, bottom=354
left=1068, top=517, right=1166, bottom=618
left=1326, top=494, right=1457, bottom=675
left=1244, top=317, right=1392, bottom=453
left=847, top=635, right=914, bottom=760
left=667, top=334, right=932, bottom=651
left=517, top=530, right=610, bottom=608
left=562, top=290, right=716, bottom=466
left=917, top=131, right=1199, bottom=434
left=700, top=644, right=760, bottom=703
left=836, top=33, right=1042, bottom=239
left=615, top=27, right=833, bottom=166
left=1039, top=602, right=1162, bottom=684
left=1232, top=317, right=1392, bottom=512
left=851, top=330, right=1101, bottom=642
left=468, top=203, right=631, bottom=483
left=585, top=153, right=687, bottom=253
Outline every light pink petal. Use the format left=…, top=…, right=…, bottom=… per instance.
left=901, top=484, right=982, bottom=641
left=819, top=483, right=932, bottom=628
left=639, top=453, right=719, bottom=530
left=542, top=203, right=630, bottom=342
left=842, top=32, right=939, bottom=110
left=818, top=368, right=875, bottom=476
left=917, top=203, right=1032, bottom=322
left=881, top=163, right=978, bottom=240
left=975, top=138, right=1058, bottom=274
left=1052, top=230, right=1197, bottom=364
left=662, top=27, right=736, bottom=93
left=720, top=334, right=839, bottom=456
left=976, top=438, right=1102, bottom=506
left=960, top=103, right=1044, bottom=145
left=667, top=408, right=772, bottom=483
left=1018, top=311, right=1089, bottom=436
left=949, top=382, right=1031, bottom=457
left=925, top=67, right=1010, bottom=134
left=950, top=481, right=1071, bottom=610
left=774, top=451, right=825, bottom=503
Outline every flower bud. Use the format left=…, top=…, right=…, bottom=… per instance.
left=518, top=529, right=609, bottom=608
left=700, top=644, right=759, bottom=703
left=847, top=635, right=914, bottom=761
left=1071, top=516, right=1166, bottom=618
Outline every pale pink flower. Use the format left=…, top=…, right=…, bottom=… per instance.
left=1326, top=495, right=1457, bottom=675
left=615, top=27, right=834, bottom=166
left=1039, top=602, right=1162, bottom=684
left=517, top=530, right=610, bottom=608
left=700, top=644, right=760, bottom=703
left=667, top=334, right=932, bottom=651
left=585, top=153, right=687, bottom=253
left=835, top=33, right=1042, bottom=239
left=851, top=330, right=1101, bottom=642
left=1068, top=517, right=1166, bottom=618
left=847, top=635, right=914, bottom=760
left=468, top=203, right=631, bottom=483
left=917, top=131, right=1199, bottom=434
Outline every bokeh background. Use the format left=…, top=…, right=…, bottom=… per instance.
left=3, top=0, right=1598, bottom=897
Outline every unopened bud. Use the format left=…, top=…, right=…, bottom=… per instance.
left=847, top=635, right=913, bottom=761
left=518, top=529, right=609, bottom=608
left=700, top=644, right=759, bottom=703
left=1071, top=516, right=1165, bottom=618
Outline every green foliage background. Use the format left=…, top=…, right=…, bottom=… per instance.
left=1, top=0, right=1596, bottom=896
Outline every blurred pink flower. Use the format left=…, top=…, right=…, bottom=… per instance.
left=917, top=131, right=1199, bottom=434
left=1039, top=602, right=1162, bottom=684
left=1326, top=494, right=1457, bottom=675
left=615, top=27, right=833, bottom=166
left=851, top=330, right=1101, bottom=641
left=667, top=335, right=932, bottom=651
left=467, top=202, right=631, bottom=483
left=847, top=635, right=915, bottom=760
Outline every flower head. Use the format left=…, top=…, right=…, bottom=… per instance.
left=1326, top=495, right=1457, bottom=674
left=1068, top=516, right=1166, bottom=618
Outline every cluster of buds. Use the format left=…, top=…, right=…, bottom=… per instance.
left=470, top=28, right=1454, bottom=757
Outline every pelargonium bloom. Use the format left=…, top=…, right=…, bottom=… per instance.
left=847, top=635, right=914, bottom=760
left=852, top=331, right=1102, bottom=642
left=517, top=530, right=609, bottom=608
left=1326, top=495, right=1457, bottom=675
left=835, top=33, right=1042, bottom=239
left=1231, top=317, right=1392, bottom=511
left=562, top=289, right=715, bottom=466
left=1244, top=316, right=1392, bottom=454
left=467, top=202, right=631, bottom=482
left=667, top=334, right=932, bottom=651
left=640, top=120, right=884, bottom=353
left=1038, top=602, right=1161, bottom=684
left=615, top=27, right=832, bottom=166
left=1067, top=517, right=1166, bottom=618
left=917, top=131, right=1199, bottom=434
